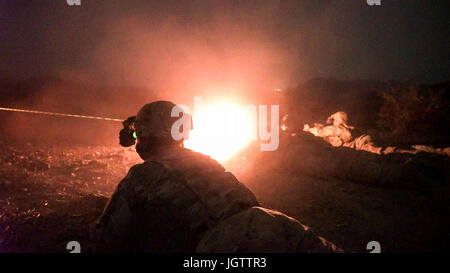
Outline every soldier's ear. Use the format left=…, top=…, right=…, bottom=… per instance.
left=119, top=127, right=136, bottom=147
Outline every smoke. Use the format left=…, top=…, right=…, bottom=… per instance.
left=0, top=0, right=337, bottom=145
left=72, top=1, right=373, bottom=103
left=80, top=2, right=302, bottom=103
left=0, top=0, right=412, bottom=145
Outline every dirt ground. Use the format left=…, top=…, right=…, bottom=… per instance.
left=0, top=138, right=448, bottom=253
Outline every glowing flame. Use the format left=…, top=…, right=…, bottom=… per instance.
left=184, top=102, right=255, bottom=162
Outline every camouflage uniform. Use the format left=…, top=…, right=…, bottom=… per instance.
left=94, top=101, right=341, bottom=253
left=94, top=149, right=258, bottom=252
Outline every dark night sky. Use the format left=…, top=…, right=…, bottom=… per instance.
left=0, top=0, right=449, bottom=90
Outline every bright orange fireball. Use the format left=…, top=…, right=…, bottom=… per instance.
left=184, top=102, right=255, bottom=162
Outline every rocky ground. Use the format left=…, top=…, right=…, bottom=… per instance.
left=241, top=133, right=450, bottom=252
left=0, top=141, right=141, bottom=252
left=0, top=135, right=449, bottom=253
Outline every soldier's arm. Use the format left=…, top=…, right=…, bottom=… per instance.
left=93, top=178, right=133, bottom=252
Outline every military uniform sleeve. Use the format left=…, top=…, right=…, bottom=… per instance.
left=93, top=171, right=133, bottom=252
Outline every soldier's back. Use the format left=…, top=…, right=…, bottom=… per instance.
left=118, top=149, right=258, bottom=252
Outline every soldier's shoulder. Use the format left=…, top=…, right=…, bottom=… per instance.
left=128, top=160, right=167, bottom=173
left=175, top=149, right=225, bottom=173
left=121, top=161, right=171, bottom=186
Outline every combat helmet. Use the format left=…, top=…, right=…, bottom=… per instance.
left=135, top=101, right=181, bottom=140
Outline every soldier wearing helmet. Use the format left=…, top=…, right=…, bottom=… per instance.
left=94, top=101, right=341, bottom=253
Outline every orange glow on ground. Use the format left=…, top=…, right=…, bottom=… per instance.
left=184, top=102, right=255, bottom=162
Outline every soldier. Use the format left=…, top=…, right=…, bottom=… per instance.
left=93, top=101, right=341, bottom=253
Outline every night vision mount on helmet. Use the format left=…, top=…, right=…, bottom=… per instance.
left=119, top=116, right=137, bottom=147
